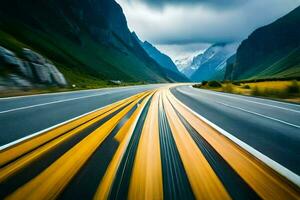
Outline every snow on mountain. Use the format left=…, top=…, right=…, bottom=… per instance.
left=175, top=56, right=193, bottom=71
left=180, top=43, right=239, bottom=80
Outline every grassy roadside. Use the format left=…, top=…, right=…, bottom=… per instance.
left=193, top=80, right=300, bottom=104
left=0, top=81, right=145, bottom=98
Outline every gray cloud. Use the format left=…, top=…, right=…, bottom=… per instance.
left=126, top=0, right=247, bottom=9
left=156, top=42, right=211, bottom=60
left=117, top=0, right=300, bottom=59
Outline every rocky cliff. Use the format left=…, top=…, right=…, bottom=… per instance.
left=0, top=46, right=67, bottom=89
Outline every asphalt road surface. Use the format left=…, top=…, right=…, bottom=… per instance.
left=0, top=84, right=299, bottom=200
left=0, top=84, right=163, bottom=146
left=171, top=86, right=300, bottom=175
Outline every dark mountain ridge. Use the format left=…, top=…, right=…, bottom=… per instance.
left=226, top=6, right=300, bottom=80
left=141, top=40, right=180, bottom=73
left=0, top=0, right=187, bottom=85
left=131, top=32, right=188, bottom=81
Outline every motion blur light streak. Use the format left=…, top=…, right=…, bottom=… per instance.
left=1, top=85, right=299, bottom=200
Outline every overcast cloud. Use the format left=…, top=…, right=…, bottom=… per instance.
left=117, top=0, right=300, bottom=60
left=125, top=0, right=247, bottom=9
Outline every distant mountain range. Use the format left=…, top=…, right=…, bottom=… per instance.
left=132, top=33, right=187, bottom=80
left=133, top=34, right=179, bottom=73
left=1, top=0, right=298, bottom=86
left=225, top=6, right=300, bottom=80
left=177, top=6, right=300, bottom=82
left=0, top=0, right=187, bottom=86
left=175, top=57, right=193, bottom=72
left=177, top=43, right=238, bottom=81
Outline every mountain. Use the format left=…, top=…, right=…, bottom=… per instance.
left=180, top=53, right=207, bottom=78
left=224, top=54, right=236, bottom=80
left=132, top=33, right=188, bottom=81
left=226, top=6, right=300, bottom=80
left=137, top=38, right=179, bottom=73
left=182, top=43, right=238, bottom=81
left=0, top=0, right=186, bottom=86
left=175, top=56, right=193, bottom=72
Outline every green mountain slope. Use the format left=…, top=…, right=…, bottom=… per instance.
left=226, top=6, right=300, bottom=80
left=0, top=0, right=183, bottom=85
left=141, top=41, right=179, bottom=72
left=131, top=32, right=188, bottom=81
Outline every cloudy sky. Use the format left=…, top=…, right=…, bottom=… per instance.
left=117, top=0, right=300, bottom=61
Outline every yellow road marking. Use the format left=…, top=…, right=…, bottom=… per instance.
left=162, top=90, right=231, bottom=200
left=167, top=90, right=300, bottom=200
left=0, top=92, right=143, bottom=166
left=5, top=92, right=150, bottom=200
left=0, top=92, right=145, bottom=182
left=128, top=91, right=163, bottom=200
left=93, top=91, right=154, bottom=200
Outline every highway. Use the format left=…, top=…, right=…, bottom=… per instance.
left=0, top=84, right=299, bottom=200
left=0, top=85, right=162, bottom=146
left=172, top=86, right=300, bottom=175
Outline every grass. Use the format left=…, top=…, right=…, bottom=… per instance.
left=193, top=80, right=300, bottom=104
left=0, top=18, right=169, bottom=86
left=0, top=21, right=160, bottom=97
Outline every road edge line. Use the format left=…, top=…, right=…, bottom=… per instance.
left=0, top=93, right=140, bottom=151
left=173, top=94, right=300, bottom=187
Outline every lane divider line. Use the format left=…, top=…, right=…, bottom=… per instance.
left=0, top=92, right=144, bottom=166
left=5, top=92, right=150, bottom=200
left=0, top=92, right=117, bottom=114
left=171, top=89, right=300, bottom=185
left=217, top=101, right=300, bottom=128
left=0, top=92, right=143, bottom=152
left=128, top=91, right=164, bottom=200
left=157, top=92, right=195, bottom=199
left=0, top=93, right=143, bottom=182
left=93, top=92, right=154, bottom=200
left=163, top=89, right=231, bottom=200
left=168, top=90, right=300, bottom=199
left=187, top=86, right=300, bottom=113
left=0, top=84, right=157, bottom=113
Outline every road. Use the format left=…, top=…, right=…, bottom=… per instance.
left=0, top=84, right=163, bottom=146
left=171, top=86, right=300, bottom=175
left=0, top=85, right=299, bottom=200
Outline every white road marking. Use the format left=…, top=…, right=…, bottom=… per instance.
left=187, top=86, right=300, bottom=113
left=0, top=85, right=144, bottom=100
left=217, top=101, right=300, bottom=128
left=0, top=88, right=107, bottom=100
left=177, top=88, right=300, bottom=128
left=0, top=92, right=112, bottom=114
left=173, top=95, right=300, bottom=187
left=0, top=103, right=109, bottom=150
left=0, top=89, right=154, bottom=150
